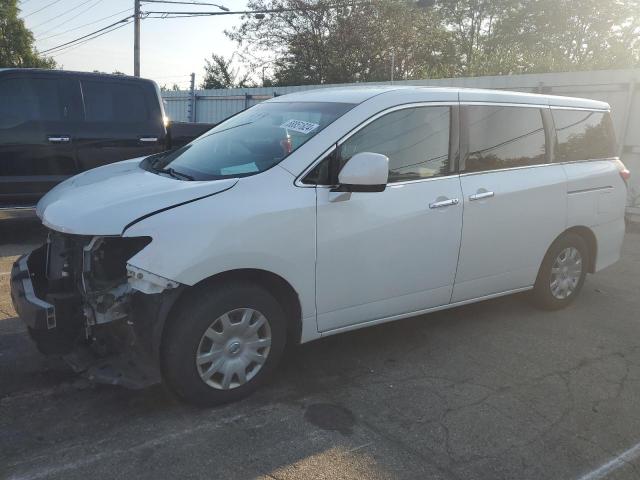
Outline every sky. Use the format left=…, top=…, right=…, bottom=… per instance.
left=19, top=0, right=252, bottom=90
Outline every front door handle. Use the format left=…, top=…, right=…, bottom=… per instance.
left=469, top=191, right=495, bottom=201
left=429, top=198, right=459, bottom=209
left=48, top=136, right=70, bottom=143
left=139, top=137, right=159, bottom=143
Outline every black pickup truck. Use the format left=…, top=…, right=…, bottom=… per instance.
left=0, top=69, right=214, bottom=219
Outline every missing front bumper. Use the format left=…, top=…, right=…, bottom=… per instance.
left=10, top=245, right=182, bottom=389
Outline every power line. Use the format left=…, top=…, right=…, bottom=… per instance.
left=141, top=0, right=229, bottom=9
left=49, top=19, right=134, bottom=57
left=142, top=2, right=371, bottom=18
left=38, top=4, right=130, bottom=41
left=22, top=0, right=65, bottom=19
left=40, top=16, right=134, bottom=54
left=31, top=0, right=99, bottom=30
left=36, top=0, right=107, bottom=38
left=49, top=22, right=133, bottom=58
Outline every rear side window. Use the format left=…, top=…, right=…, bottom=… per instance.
left=464, top=106, right=547, bottom=172
left=552, top=109, right=616, bottom=162
left=81, top=80, right=149, bottom=123
left=0, top=77, right=63, bottom=129
left=339, top=106, right=451, bottom=183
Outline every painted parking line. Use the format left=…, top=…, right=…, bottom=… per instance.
left=577, top=441, right=640, bottom=480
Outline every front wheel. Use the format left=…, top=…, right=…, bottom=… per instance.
left=531, top=233, right=589, bottom=310
left=161, top=282, right=287, bottom=406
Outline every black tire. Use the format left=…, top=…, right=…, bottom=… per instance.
left=161, top=281, right=287, bottom=406
left=531, top=232, right=589, bottom=310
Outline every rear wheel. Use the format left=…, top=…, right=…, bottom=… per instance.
left=161, top=282, right=287, bottom=406
left=532, top=233, right=589, bottom=310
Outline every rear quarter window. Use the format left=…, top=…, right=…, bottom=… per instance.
left=552, top=109, right=616, bottom=162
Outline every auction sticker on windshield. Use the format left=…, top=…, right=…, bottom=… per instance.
left=280, top=119, right=320, bottom=135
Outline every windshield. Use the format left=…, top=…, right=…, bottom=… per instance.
left=146, top=101, right=354, bottom=180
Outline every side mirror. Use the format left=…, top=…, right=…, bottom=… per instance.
left=333, top=152, right=389, bottom=193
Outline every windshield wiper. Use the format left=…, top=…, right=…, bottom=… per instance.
left=158, top=167, right=195, bottom=181
left=147, top=157, right=194, bottom=181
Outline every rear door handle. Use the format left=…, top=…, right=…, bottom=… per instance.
left=48, top=136, right=70, bottom=143
left=469, top=191, right=494, bottom=201
left=139, top=137, right=158, bottom=143
left=429, top=198, right=459, bottom=209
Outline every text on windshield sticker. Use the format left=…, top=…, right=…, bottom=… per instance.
left=280, top=119, right=320, bottom=135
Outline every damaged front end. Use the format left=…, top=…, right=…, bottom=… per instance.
left=10, top=231, right=182, bottom=389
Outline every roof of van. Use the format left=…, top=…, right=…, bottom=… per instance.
left=267, top=85, right=610, bottom=110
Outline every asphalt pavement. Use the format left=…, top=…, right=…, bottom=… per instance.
left=1, top=219, right=640, bottom=480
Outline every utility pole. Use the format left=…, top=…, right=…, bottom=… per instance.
left=134, top=0, right=141, bottom=77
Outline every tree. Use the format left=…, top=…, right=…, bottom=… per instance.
left=0, top=0, right=56, bottom=68
left=491, top=0, right=640, bottom=74
left=226, top=0, right=457, bottom=86
left=435, top=0, right=517, bottom=76
left=201, top=53, right=251, bottom=89
left=435, top=0, right=640, bottom=75
left=226, top=0, right=640, bottom=85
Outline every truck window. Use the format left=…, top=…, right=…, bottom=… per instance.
left=0, top=77, right=63, bottom=129
left=81, top=80, right=149, bottom=123
left=552, top=109, right=617, bottom=162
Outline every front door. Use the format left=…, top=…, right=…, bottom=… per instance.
left=314, top=105, right=463, bottom=332
left=0, top=73, right=80, bottom=205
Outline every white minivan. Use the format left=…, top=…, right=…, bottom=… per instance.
left=11, top=86, right=629, bottom=405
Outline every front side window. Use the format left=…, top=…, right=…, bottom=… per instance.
left=552, top=109, right=616, bottom=162
left=82, top=80, right=149, bottom=123
left=147, top=101, right=354, bottom=180
left=338, top=106, right=451, bottom=183
left=0, top=77, right=63, bottom=129
left=464, top=106, right=546, bottom=173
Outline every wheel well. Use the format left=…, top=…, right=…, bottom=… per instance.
left=162, top=269, right=303, bottom=348
left=562, top=226, right=598, bottom=273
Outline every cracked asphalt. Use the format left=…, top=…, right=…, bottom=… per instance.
left=1, top=219, right=640, bottom=480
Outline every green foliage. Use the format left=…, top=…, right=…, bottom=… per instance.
left=0, top=0, right=56, bottom=68
left=227, top=0, right=457, bottom=85
left=489, top=0, right=640, bottom=74
left=201, top=53, right=252, bottom=89
left=225, top=0, right=640, bottom=86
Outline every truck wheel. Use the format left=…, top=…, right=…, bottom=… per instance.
left=161, top=282, right=287, bottom=406
left=532, top=233, right=589, bottom=310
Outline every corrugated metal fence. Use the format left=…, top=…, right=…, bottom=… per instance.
left=161, top=69, right=640, bottom=209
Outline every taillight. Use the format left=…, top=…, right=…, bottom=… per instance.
left=613, top=159, right=631, bottom=183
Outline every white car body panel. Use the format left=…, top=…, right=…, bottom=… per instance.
left=124, top=165, right=318, bottom=323
left=562, top=159, right=627, bottom=271
left=315, top=176, right=463, bottom=332
left=34, top=86, right=627, bottom=346
left=36, top=157, right=238, bottom=235
left=452, top=165, right=568, bottom=302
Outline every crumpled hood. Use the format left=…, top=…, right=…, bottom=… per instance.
left=37, top=158, right=238, bottom=235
